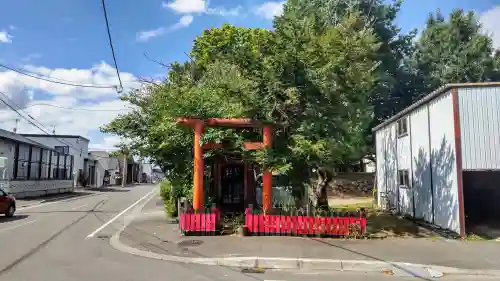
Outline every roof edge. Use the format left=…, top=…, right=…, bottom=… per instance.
left=20, top=134, right=90, bottom=142
left=372, top=82, right=500, bottom=132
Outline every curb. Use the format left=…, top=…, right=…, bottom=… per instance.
left=109, top=203, right=500, bottom=279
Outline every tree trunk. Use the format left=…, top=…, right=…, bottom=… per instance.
left=314, top=168, right=331, bottom=211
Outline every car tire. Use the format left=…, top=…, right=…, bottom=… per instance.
left=5, top=204, right=15, bottom=217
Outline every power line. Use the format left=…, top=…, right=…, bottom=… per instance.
left=26, top=103, right=130, bottom=112
left=0, top=63, right=118, bottom=89
left=100, top=0, right=123, bottom=92
left=0, top=91, right=110, bottom=159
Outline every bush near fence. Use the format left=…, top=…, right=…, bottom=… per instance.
left=159, top=180, right=177, bottom=217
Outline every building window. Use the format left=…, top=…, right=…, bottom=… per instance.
left=41, top=149, right=50, bottom=179
left=51, top=151, right=59, bottom=179
left=398, top=170, right=410, bottom=188
left=15, top=144, right=30, bottom=179
left=58, top=154, right=65, bottom=180
left=29, top=147, right=41, bottom=180
left=55, top=146, right=69, bottom=154
left=397, top=117, right=408, bottom=137
left=65, top=155, right=72, bottom=180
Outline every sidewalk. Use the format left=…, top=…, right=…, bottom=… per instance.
left=113, top=195, right=500, bottom=277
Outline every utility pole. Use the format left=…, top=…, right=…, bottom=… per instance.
left=121, top=154, right=127, bottom=187
left=13, top=118, right=19, bottom=133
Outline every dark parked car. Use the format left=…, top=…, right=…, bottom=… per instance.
left=0, top=188, right=15, bottom=217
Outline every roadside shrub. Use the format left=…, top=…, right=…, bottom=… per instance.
left=160, top=180, right=177, bottom=217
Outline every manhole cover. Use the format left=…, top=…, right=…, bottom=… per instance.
left=177, top=239, right=204, bottom=247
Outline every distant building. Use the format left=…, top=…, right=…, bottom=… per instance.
left=0, top=129, right=74, bottom=198
left=20, top=134, right=89, bottom=188
left=88, top=151, right=120, bottom=187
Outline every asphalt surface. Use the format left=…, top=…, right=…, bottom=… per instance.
left=0, top=185, right=494, bottom=281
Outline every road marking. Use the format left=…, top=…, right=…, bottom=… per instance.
left=0, top=220, right=37, bottom=233
left=86, top=188, right=157, bottom=239
left=18, top=193, right=101, bottom=211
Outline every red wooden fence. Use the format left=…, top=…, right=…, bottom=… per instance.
left=179, top=208, right=219, bottom=233
left=244, top=208, right=366, bottom=236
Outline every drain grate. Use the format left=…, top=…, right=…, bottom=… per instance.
left=177, top=239, right=204, bottom=247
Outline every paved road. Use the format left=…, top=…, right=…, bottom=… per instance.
left=0, top=185, right=494, bottom=281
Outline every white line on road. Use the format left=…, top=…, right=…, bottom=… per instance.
left=18, top=193, right=101, bottom=211
left=86, top=188, right=157, bottom=239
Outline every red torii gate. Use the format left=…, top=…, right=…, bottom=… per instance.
left=177, top=118, right=274, bottom=211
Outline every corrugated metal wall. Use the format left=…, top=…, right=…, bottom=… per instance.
left=397, top=116, right=413, bottom=217
left=410, top=105, right=433, bottom=222
left=428, top=91, right=460, bottom=233
left=375, top=90, right=461, bottom=233
left=375, top=124, right=398, bottom=211
left=458, top=87, right=500, bottom=170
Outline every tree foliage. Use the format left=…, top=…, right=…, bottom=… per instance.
left=411, top=9, right=500, bottom=95
left=103, top=1, right=500, bottom=209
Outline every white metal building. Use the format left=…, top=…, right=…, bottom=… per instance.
left=373, top=83, right=500, bottom=236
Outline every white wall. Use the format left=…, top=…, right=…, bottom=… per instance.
left=409, top=105, right=433, bottom=222
left=458, top=87, right=500, bottom=170
left=0, top=139, right=15, bottom=179
left=375, top=123, right=398, bottom=211
left=23, top=136, right=89, bottom=186
left=88, top=151, right=121, bottom=187
left=375, top=90, right=460, bottom=233
left=428, top=91, right=460, bottom=233
left=7, top=180, right=73, bottom=198
left=397, top=118, right=413, bottom=217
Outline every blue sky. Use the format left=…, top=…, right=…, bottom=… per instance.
left=0, top=0, right=499, bottom=150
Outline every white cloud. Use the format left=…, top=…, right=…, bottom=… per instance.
left=162, top=0, right=207, bottom=14
left=137, top=15, right=194, bottom=42
left=163, top=0, right=241, bottom=16
left=480, top=6, right=500, bottom=49
left=253, top=1, right=285, bottom=20
left=20, top=62, right=138, bottom=98
left=0, top=30, right=13, bottom=43
left=137, top=27, right=166, bottom=42
left=173, top=15, right=194, bottom=28
left=0, top=62, right=141, bottom=143
left=206, top=6, right=241, bottom=17
left=89, top=135, right=123, bottom=151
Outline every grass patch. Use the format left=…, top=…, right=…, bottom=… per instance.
left=330, top=199, right=455, bottom=239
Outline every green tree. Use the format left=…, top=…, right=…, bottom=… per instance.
left=412, top=9, right=500, bottom=95
left=104, top=13, right=380, bottom=210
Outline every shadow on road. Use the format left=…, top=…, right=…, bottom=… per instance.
left=0, top=215, right=29, bottom=223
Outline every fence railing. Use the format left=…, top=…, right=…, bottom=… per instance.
left=244, top=208, right=367, bottom=237
left=179, top=207, right=220, bottom=235
left=178, top=206, right=367, bottom=237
